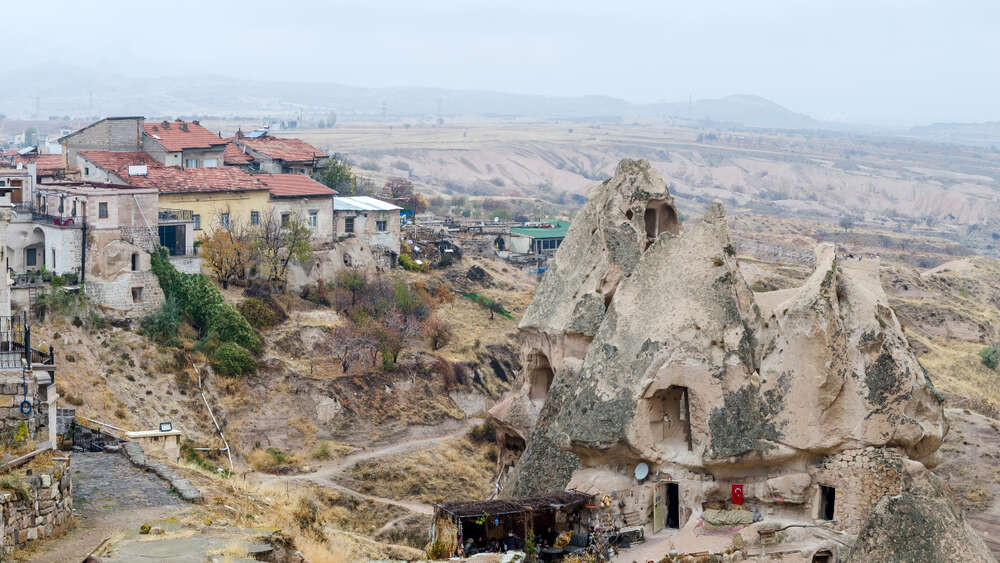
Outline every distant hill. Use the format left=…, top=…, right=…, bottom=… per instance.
left=908, top=121, right=1000, bottom=148
left=2, top=64, right=819, bottom=130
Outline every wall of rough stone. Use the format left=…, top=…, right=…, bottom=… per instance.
left=0, top=458, right=73, bottom=554
left=0, top=373, right=41, bottom=437
left=85, top=271, right=164, bottom=318
left=811, top=447, right=904, bottom=533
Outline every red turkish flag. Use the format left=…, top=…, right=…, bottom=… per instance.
left=731, top=484, right=744, bottom=505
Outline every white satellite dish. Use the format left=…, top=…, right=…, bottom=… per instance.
left=634, top=462, right=649, bottom=481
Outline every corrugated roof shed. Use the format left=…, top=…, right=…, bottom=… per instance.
left=509, top=220, right=570, bottom=239
left=436, top=490, right=591, bottom=517
left=334, top=196, right=402, bottom=211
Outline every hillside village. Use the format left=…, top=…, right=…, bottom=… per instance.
left=0, top=114, right=998, bottom=563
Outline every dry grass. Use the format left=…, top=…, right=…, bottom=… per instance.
left=336, top=436, right=496, bottom=504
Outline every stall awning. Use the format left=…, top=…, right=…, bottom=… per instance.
left=436, top=490, right=592, bottom=518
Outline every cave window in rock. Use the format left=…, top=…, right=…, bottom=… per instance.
left=818, top=485, right=836, bottom=521
left=643, top=200, right=680, bottom=245
left=131, top=253, right=139, bottom=272
left=648, top=386, right=691, bottom=451
left=527, top=354, right=554, bottom=405
left=812, top=550, right=833, bottom=563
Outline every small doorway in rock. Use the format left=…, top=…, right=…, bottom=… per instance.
left=131, top=253, right=139, bottom=271
left=819, top=485, right=836, bottom=521
left=666, top=482, right=679, bottom=529
left=526, top=353, right=554, bottom=406
left=648, top=386, right=692, bottom=450
left=812, top=550, right=833, bottom=563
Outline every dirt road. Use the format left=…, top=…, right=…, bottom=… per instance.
left=251, top=417, right=479, bottom=515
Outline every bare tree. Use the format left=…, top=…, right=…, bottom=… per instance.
left=253, top=211, right=314, bottom=289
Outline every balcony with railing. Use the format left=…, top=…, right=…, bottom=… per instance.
left=158, top=208, right=194, bottom=224
left=0, top=313, right=55, bottom=373
left=10, top=203, right=82, bottom=228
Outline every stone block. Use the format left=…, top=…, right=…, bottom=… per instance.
left=26, top=527, right=36, bottom=541
left=40, top=474, right=50, bottom=488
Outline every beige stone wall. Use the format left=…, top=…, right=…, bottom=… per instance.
left=811, top=447, right=904, bottom=533
left=0, top=458, right=73, bottom=553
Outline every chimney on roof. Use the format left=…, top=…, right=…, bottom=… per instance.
left=192, top=120, right=200, bottom=125
left=162, top=121, right=170, bottom=129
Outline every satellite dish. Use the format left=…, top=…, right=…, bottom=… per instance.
left=634, top=462, right=649, bottom=481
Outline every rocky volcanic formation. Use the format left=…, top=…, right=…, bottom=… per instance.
left=489, top=159, right=993, bottom=561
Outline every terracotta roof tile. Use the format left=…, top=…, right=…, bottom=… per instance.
left=223, top=143, right=253, bottom=165
left=144, top=120, right=225, bottom=152
left=79, top=151, right=268, bottom=194
left=231, top=135, right=325, bottom=164
left=258, top=174, right=337, bottom=197
left=14, top=153, right=65, bottom=175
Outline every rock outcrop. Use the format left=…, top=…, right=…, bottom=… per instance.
left=488, top=159, right=989, bottom=560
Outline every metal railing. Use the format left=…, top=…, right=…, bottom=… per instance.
left=158, top=208, right=193, bottom=223
left=0, top=313, right=55, bottom=370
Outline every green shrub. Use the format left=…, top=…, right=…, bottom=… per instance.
left=981, top=345, right=1000, bottom=370
left=140, top=297, right=181, bottom=344
left=426, top=538, right=449, bottom=560
left=206, top=304, right=261, bottom=354
left=398, top=253, right=427, bottom=272
left=460, top=292, right=513, bottom=320
left=468, top=419, right=496, bottom=444
left=237, top=297, right=282, bottom=329
left=210, top=342, right=257, bottom=377
left=50, top=274, right=66, bottom=287
left=151, top=246, right=260, bottom=355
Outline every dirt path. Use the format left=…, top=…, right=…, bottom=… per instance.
left=251, top=417, right=478, bottom=515
left=935, top=408, right=1000, bottom=559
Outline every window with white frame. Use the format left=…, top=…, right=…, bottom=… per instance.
left=202, top=159, right=218, bottom=168
left=184, top=159, right=199, bottom=169
left=308, top=210, right=318, bottom=227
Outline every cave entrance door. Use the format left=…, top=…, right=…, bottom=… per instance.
left=652, top=482, right=666, bottom=533
left=666, top=482, right=679, bottom=529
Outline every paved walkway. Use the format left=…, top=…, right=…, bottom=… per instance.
left=72, top=451, right=184, bottom=511
left=22, top=451, right=186, bottom=562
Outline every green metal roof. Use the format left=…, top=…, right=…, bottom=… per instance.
left=509, top=219, right=570, bottom=239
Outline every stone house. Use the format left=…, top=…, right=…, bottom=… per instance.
left=504, top=220, right=569, bottom=254
left=141, top=119, right=227, bottom=169
left=257, top=174, right=337, bottom=242
left=333, top=196, right=402, bottom=256
left=57, top=116, right=144, bottom=166
left=227, top=130, right=326, bottom=175
left=7, top=181, right=165, bottom=317
left=75, top=150, right=269, bottom=239
left=0, top=165, right=33, bottom=207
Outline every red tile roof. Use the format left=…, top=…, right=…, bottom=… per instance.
left=258, top=174, right=337, bottom=197
left=144, top=120, right=225, bottom=152
left=223, top=143, right=253, bottom=165
left=79, top=151, right=268, bottom=194
left=231, top=135, right=325, bottom=164
left=14, top=154, right=66, bottom=175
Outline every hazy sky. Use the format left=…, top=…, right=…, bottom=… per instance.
left=8, top=0, right=1000, bottom=125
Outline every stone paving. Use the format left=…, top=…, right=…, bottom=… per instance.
left=71, top=451, right=183, bottom=512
